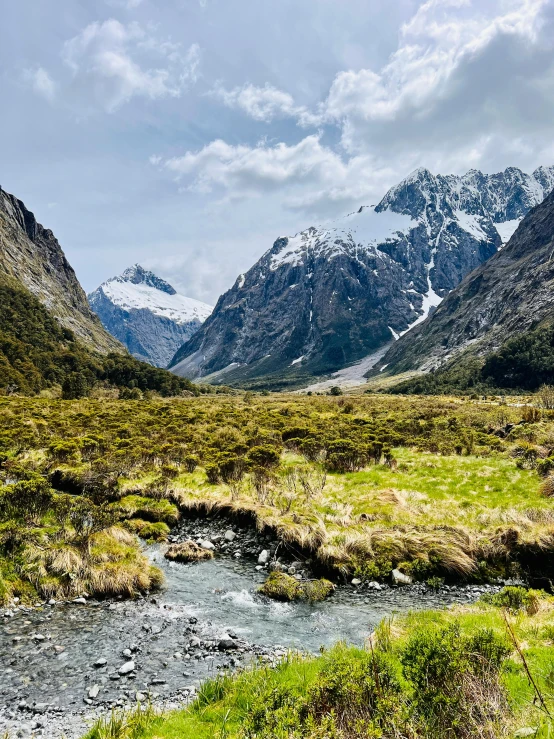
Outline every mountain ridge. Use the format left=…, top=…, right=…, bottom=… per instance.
left=374, top=187, right=554, bottom=380
left=169, top=164, right=554, bottom=388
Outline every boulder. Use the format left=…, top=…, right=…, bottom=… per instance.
left=258, top=550, right=270, bottom=565
left=391, top=569, right=413, bottom=586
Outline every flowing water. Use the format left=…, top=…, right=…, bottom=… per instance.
left=0, top=545, right=492, bottom=719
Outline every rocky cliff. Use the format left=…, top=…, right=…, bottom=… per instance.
left=0, top=186, right=122, bottom=354
left=169, top=165, right=554, bottom=388
left=88, top=265, right=212, bottom=367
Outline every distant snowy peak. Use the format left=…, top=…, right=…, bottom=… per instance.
left=95, top=265, right=213, bottom=325
left=88, top=265, right=213, bottom=368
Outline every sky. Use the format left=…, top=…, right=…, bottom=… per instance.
left=1, top=0, right=554, bottom=304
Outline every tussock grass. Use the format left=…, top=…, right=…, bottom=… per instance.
left=164, top=541, right=214, bottom=563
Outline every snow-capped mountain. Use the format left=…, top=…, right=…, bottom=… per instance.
left=169, top=165, right=554, bottom=388
left=88, top=265, right=212, bottom=368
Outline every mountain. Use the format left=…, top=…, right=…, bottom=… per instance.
left=0, top=185, right=121, bottom=354
left=375, top=186, right=554, bottom=381
left=169, top=165, right=554, bottom=389
left=88, top=265, right=213, bottom=368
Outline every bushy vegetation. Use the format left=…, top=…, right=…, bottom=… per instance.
left=84, top=589, right=554, bottom=739
left=2, top=391, right=554, bottom=602
left=0, top=274, right=218, bottom=398
left=389, top=325, right=554, bottom=396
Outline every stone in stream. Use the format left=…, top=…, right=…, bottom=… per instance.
left=258, top=550, right=270, bottom=565
left=218, top=638, right=239, bottom=651
left=118, top=661, right=135, bottom=675
left=94, top=658, right=107, bottom=667
left=88, top=685, right=100, bottom=699
left=224, top=530, right=236, bottom=542
left=200, top=540, right=215, bottom=550
left=391, top=569, right=413, bottom=585
left=351, top=578, right=362, bottom=586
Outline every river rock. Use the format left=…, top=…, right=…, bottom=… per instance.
left=200, top=541, right=215, bottom=550
left=391, top=569, right=413, bottom=585
left=73, top=597, right=87, bottom=605
left=367, top=581, right=383, bottom=590
left=88, top=685, right=100, bottom=699
left=224, top=530, right=236, bottom=542
left=118, top=660, right=135, bottom=675
left=218, top=638, right=239, bottom=651
left=351, top=578, right=362, bottom=586
left=94, top=657, right=107, bottom=667
left=258, top=550, right=270, bottom=565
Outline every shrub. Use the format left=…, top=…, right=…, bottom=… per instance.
left=401, top=623, right=510, bottom=738
left=482, top=586, right=541, bottom=615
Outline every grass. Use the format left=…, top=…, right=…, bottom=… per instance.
left=82, top=590, right=554, bottom=739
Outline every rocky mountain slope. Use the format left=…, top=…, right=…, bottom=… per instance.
left=0, top=185, right=121, bottom=354
left=375, top=187, right=554, bottom=377
left=169, top=165, right=554, bottom=388
left=88, top=265, right=212, bottom=367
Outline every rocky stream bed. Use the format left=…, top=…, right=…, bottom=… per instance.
left=0, top=518, right=503, bottom=738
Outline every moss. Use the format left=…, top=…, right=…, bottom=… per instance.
left=165, top=541, right=214, bottom=563
left=115, top=496, right=179, bottom=525
left=124, top=519, right=170, bottom=542
left=259, top=572, right=335, bottom=602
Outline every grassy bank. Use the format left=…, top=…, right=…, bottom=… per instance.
left=84, top=588, right=554, bottom=739
left=1, top=393, right=554, bottom=602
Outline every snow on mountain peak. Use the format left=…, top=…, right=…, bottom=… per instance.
left=94, top=265, right=213, bottom=325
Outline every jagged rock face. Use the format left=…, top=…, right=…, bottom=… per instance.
left=88, top=265, right=212, bottom=368
left=377, top=188, right=554, bottom=374
left=0, top=186, right=122, bottom=354
left=169, top=165, right=554, bottom=386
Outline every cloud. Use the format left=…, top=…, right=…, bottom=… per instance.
left=156, top=134, right=346, bottom=197
left=180, top=0, right=554, bottom=218
left=24, top=67, right=56, bottom=102
left=152, top=134, right=403, bottom=218
left=60, top=19, right=200, bottom=111
left=308, top=0, right=554, bottom=154
left=210, top=83, right=302, bottom=122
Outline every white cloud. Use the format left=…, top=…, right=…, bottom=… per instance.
left=24, top=67, right=56, bottom=102
left=210, top=83, right=302, bottom=122
left=61, top=19, right=200, bottom=111
left=188, top=0, right=554, bottom=218
left=152, top=134, right=403, bottom=217
left=157, top=135, right=345, bottom=197
left=308, top=0, right=553, bottom=153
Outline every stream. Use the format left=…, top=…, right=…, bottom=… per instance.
left=0, top=524, right=500, bottom=738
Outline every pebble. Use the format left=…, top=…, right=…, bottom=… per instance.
left=93, top=658, right=107, bottom=667
left=118, top=661, right=135, bottom=675
left=224, top=530, right=236, bottom=542
left=87, top=685, right=100, bottom=700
